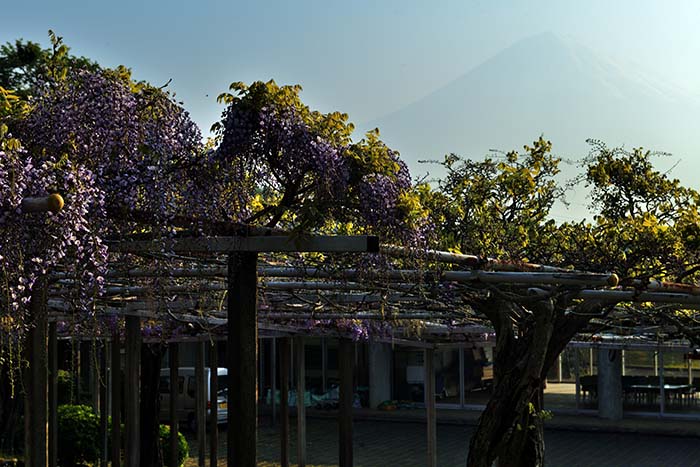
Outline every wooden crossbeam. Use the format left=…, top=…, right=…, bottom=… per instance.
left=112, top=235, right=379, bottom=254
left=444, top=271, right=619, bottom=287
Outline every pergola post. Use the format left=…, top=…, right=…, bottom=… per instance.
left=99, top=344, right=108, bottom=467
left=24, top=282, right=48, bottom=467
left=295, top=336, right=306, bottom=467
left=227, top=252, right=258, bottom=467
left=659, top=350, right=665, bottom=416
left=124, top=315, right=141, bottom=467
left=90, top=342, right=99, bottom=413
left=425, top=348, right=437, bottom=467
left=111, top=328, right=122, bottom=467
left=259, top=338, right=265, bottom=419
left=196, top=341, right=207, bottom=467
left=169, top=342, right=179, bottom=467
left=210, top=341, right=219, bottom=467
left=48, top=322, right=57, bottom=467
left=574, top=348, right=580, bottom=412
left=280, top=337, right=291, bottom=467
left=271, top=337, right=277, bottom=426
left=339, top=338, right=354, bottom=467
left=321, top=337, right=328, bottom=393
left=458, top=348, right=465, bottom=408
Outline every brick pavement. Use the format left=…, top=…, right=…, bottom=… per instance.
left=188, top=416, right=700, bottom=467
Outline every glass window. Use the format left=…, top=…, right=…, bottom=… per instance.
left=393, top=348, right=425, bottom=402
left=434, top=349, right=460, bottom=405
left=544, top=347, right=584, bottom=411
left=463, top=347, right=493, bottom=405
left=621, top=350, right=660, bottom=413
left=662, top=350, right=697, bottom=415
left=160, top=375, right=185, bottom=393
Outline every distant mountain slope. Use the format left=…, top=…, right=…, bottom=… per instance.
left=365, top=32, right=700, bottom=189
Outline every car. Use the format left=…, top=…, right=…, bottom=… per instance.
left=159, top=367, right=228, bottom=431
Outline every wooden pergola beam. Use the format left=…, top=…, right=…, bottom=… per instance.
left=112, top=235, right=379, bottom=254
left=577, top=289, right=700, bottom=304
left=381, top=245, right=575, bottom=272
left=444, top=270, right=619, bottom=287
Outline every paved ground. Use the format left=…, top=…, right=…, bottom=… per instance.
left=187, top=416, right=700, bottom=467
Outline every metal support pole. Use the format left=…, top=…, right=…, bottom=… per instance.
left=557, top=354, right=563, bottom=383
left=654, top=351, right=659, bottom=377
left=689, top=357, right=693, bottom=384
left=621, top=349, right=626, bottom=377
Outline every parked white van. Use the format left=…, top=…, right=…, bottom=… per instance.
left=159, top=367, right=228, bottom=430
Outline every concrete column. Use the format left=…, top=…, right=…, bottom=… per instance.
left=368, top=341, right=392, bottom=409
left=597, top=348, right=623, bottom=420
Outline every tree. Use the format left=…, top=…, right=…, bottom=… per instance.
left=1, top=32, right=202, bottom=463
left=1, top=34, right=429, bottom=463
left=424, top=139, right=603, bottom=466
left=209, top=80, right=426, bottom=241
left=425, top=138, right=700, bottom=467
left=0, top=32, right=99, bottom=98
left=422, top=137, right=562, bottom=260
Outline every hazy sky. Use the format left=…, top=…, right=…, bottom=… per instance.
left=5, top=0, right=700, bottom=138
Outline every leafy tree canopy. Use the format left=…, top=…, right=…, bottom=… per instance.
left=0, top=31, right=100, bottom=98
left=209, top=80, right=428, bottom=240
left=422, top=136, right=562, bottom=261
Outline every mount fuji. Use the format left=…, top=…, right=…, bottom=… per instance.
left=365, top=32, right=700, bottom=196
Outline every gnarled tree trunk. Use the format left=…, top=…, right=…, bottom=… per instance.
left=467, top=297, right=606, bottom=467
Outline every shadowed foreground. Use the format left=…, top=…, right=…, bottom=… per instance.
left=185, top=417, right=700, bottom=467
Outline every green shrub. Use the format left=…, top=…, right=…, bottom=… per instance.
left=159, top=424, right=189, bottom=467
left=56, top=370, right=73, bottom=405
left=57, top=404, right=100, bottom=466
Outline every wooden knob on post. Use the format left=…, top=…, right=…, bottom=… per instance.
left=21, top=194, right=65, bottom=214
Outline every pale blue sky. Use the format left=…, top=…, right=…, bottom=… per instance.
left=5, top=0, right=700, bottom=138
